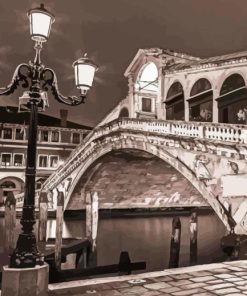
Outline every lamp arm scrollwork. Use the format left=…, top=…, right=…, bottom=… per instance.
left=0, top=63, right=31, bottom=96
left=41, top=67, right=85, bottom=106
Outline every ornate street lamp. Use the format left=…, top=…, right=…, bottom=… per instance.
left=0, top=3, right=97, bottom=268
left=73, top=54, right=98, bottom=96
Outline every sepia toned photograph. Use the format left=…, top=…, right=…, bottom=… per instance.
left=0, top=1, right=247, bottom=295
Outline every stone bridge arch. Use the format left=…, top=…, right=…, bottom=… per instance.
left=42, top=118, right=247, bottom=234
left=65, top=137, right=222, bottom=220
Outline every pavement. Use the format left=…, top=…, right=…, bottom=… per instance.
left=49, top=260, right=247, bottom=296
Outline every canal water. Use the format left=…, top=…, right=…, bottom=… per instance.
left=0, top=211, right=227, bottom=272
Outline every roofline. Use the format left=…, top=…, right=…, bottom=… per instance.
left=124, top=49, right=145, bottom=77
left=165, top=50, right=247, bottom=74
left=0, top=122, right=90, bottom=132
left=0, top=106, right=93, bottom=130
left=124, top=48, right=201, bottom=77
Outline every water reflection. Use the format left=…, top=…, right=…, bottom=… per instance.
left=0, top=212, right=227, bottom=271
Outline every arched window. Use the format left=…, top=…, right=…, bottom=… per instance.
left=119, top=108, right=129, bottom=118
left=220, top=74, right=245, bottom=96
left=218, top=74, right=247, bottom=124
left=0, top=178, right=24, bottom=198
left=189, top=78, right=213, bottom=122
left=166, top=82, right=184, bottom=120
left=136, top=62, right=158, bottom=92
left=190, top=78, right=211, bottom=97
left=0, top=181, right=16, bottom=189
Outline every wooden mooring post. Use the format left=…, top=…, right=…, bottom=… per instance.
left=0, top=188, right=4, bottom=207
left=190, top=209, right=198, bottom=265
left=4, top=192, right=16, bottom=250
left=85, top=191, right=92, bottom=238
left=91, top=191, right=99, bottom=251
left=55, top=190, right=64, bottom=270
left=169, top=217, right=181, bottom=268
left=38, top=191, right=48, bottom=243
left=84, top=190, right=99, bottom=267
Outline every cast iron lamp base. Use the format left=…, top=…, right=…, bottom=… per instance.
left=9, top=205, right=43, bottom=268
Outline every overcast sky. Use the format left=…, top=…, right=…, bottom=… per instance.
left=0, top=0, right=247, bottom=127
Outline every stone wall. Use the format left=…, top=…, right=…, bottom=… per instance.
left=68, top=149, right=208, bottom=210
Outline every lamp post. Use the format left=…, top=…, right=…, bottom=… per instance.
left=0, top=3, right=97, bottom=268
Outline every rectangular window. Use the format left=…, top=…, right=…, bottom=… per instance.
left=40, top=130, right=49, bottom=142
left=142, top=98, right=152, bottom=112
left=15, top=128, right=24, bottom=140
left=39, top=155, right=48, bottom=168
left=3, top=128, right=13, bottom=139
left=72, top=133, right=80, bottom=144
left=1, top=153, right=11, bottom=166
left=50, top=155, right=59, bottom=168
left=51, top=131, right=59, bottom=142
left=14, top=154, right=23, bottom=167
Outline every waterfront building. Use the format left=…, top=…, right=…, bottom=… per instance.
left=100, top=48, right=247, bottom=125
left=0, top=107, right=91, bottom=203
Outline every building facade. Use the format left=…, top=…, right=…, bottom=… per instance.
left=100, top=48, right=247, bottom=126
left=0, top=107, right=91, bottom=203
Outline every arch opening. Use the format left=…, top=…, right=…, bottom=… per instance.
left=218, top=73, right=247, bottom=124
left=0, top=177, right=24, bottom=201
left=68, top=149, right=208, bottom=210
left=135, top=62, right=158, bottom=119
left=165, top=82, right=184, bottom=120
left=119, top=108, right=129, bottom=118
left=136, top=62, right=158, bottom=92
left=189, top=78, right=213, bottom=122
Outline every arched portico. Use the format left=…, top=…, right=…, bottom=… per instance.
left=188, top=78, right=213, bottom=122
left=165, top=81, right=184, bottom=120
left=217, top=73, right=247, bottom=124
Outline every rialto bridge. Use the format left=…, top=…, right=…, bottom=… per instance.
left=18, top=117, right=245, bottom=235
left=15, top=48, right=247, bottom=235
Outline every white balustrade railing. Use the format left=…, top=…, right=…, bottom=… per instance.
left=43, top=118, right=247, bottom=190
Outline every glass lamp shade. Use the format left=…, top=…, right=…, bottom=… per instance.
left=28, top=4, right=55, bottom=42
left=73, top=55, right=98, bottom=95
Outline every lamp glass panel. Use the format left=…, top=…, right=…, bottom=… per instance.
left=74, top=65, right=78, bottom=87
left=30, top=12, right=51, bottom=41
left=76, top=64, right=96, bottom=89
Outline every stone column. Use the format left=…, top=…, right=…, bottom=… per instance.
left=184, top=89, right=190, bottom=122
left=212, top=94, right=219, bottom=123
left=128, top=73, right=135, bottom=118
left=156, top=63, right=165, bottom=120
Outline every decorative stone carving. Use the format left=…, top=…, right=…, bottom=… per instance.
left=194, top=154, right=211, bottom=180
left=227, top=160, right=239, bottom=175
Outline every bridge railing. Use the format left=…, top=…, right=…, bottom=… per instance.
left=42, top=118, right=247, bottom=191
left=118, top=118, right=247, bottom=143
